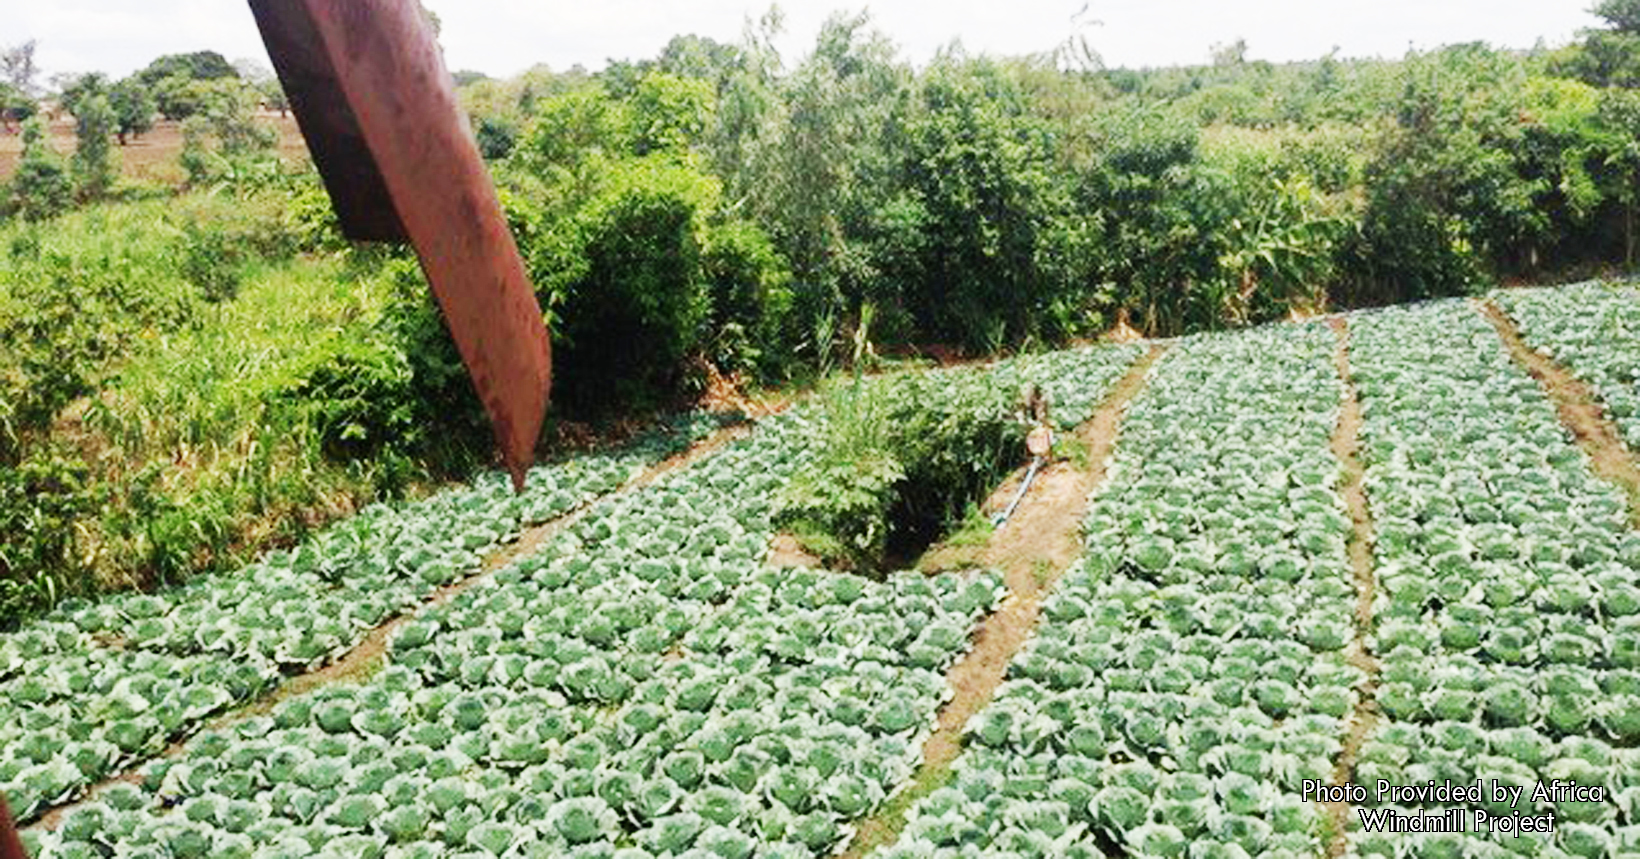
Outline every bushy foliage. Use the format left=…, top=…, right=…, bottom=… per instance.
left=0, top=195, right=310, bottom=619
left=451, top=14, right=1640, bottom=356
left=890, top=56, right=1078, bottom=350
left=775, top=367, right=1027, bottom=572
left=4, top=117, right=72, bottom=221
left=0, top=81, right=35, bottom=127
left=108, top=77, right=156, bottom=144
left=176, top=81, right=280, bottom=192
left=70, top=92, right=118, bottom=201
left=499, top=76, right=792, bottom=415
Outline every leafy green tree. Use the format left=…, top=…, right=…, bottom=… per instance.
left=658, top=34, right=743, bottom=82
left=135, top=50, right=238, bottom=86
left=629, top=73, right=716, bottom=156
left=891, top=55, right=1071, bottom=348
left=1071, top=105, right=1213, bottom=333
left=1594, top=0, right=1640, bottom=33
left=56, top=72, right=109, bottom=117
left=108, top=77, right=156, bottom=144
left=1555, top=0, right=1640, bottom=86
left=4, top=116, right=72, bottom=220
left=153, top=75, right=211, bottom=120
left=733, top=11, right=910, bottom=351
left=1344, top=46, right=1555, bottom=301
left=1594, top=88, right=1640, bottom=265
left=510, top=86, right=633, bottom=184
left=495, top=79, right=791, bottom=411
left=71, top=93, right=118, bottom=200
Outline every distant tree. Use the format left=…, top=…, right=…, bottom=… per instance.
left=57, top=72, right=110, bottom=117
left=452, top=69, right=490, bottom=86
left=893, top=55, right=1072, bottom=348
left=135, top=51, right=238, bottom=86
left=1212, top=38, right=1249, bottom=68
left=512, top=87, right=634, bottom=176
left=153, top=76, right=256, bottom=121
left=1557, top=0, right=1640, bottom=86
left=108, top=77, right=155, bottom=144
left=600, top=58, right=657, bottom=99
left=70, top=93, right=117, bottom=199
left=5, top=116, right=72, bottom=220
left=153, top=76, right=204, bottom=120
left=0, top=40, right=39, bottom=95
left=629, top=73, right=715, bottom=156
left=734, top=11, right=909, bottom=338
left=232, top=57, right=273, bottom=85
left=1594, top=0, right=1640, bottom=33
left=1595, top=88, right=1640, bottom=265
left=657, top=34, right=743, bottom=84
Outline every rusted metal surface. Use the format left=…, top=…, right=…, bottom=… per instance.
left=248, top=1, right=404, bottom=241
left=0, top=795, right=25, bottom=859
left=248, top=0, right=551, bottom=488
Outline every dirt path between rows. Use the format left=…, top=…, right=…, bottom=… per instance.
left=1324, top=316, right=1382, bottom=858
left=28, top=420, right=751, bottom=833
left=1477, top=299, right=1640, bottom=529
left=836, top=344, right=1165, bottom=859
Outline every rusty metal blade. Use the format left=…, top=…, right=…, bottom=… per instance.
left=248, top=0, right=551, bottom=488
left=0, top=795, right=25, bottom=859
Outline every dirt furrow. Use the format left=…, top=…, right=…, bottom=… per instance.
left=1477, top=298, right=1640, bottom=528
left=1325, top=316, right=1381, bottom=858
left=28, top=420, right=751, bottom=833
left=836, top=344, right=1166, bottom=859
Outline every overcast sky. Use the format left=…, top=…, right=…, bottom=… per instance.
left=1, top=0, right=1604, bottom=84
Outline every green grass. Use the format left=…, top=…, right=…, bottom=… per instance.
left=0, top=192, right=445, bottom=615
left=74, top=253, right=414, bottom=590
left=944, top=502, right=996, bottom=548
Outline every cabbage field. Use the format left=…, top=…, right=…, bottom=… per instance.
left=8, top=284, right=1640, bottom=859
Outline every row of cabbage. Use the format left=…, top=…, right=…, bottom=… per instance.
left=1347, top=302, right=1640, bottom=858
left=20, top=348, right=1146, bottom=856
left=1493, top=280, right=1640, bottom=451
left=875, top=322, right=1357, bottom=858
left=990, top=344, right=1146, bottom=431
left=0, top=414, right=729, bottom=824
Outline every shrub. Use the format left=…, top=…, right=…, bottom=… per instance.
left=774, top=367, right=1024, bottom=573
left=701, top=220, right=793, bottom=378
left=5, top=117, right=72, bottom=221
left=179, top=222, right=245, bottom=302
left=270, top=333, right=419, bottom=465
left=0, top=452, right=91, bottom=626
left=71, top=92, right=118, bottom=201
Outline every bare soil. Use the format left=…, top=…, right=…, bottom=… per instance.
left=1325, top=316, right=1382, bottom=858
left=28, top=419, right=749, bottom=833
left=766, top=533, right=824, bottom=568
left=1478, top=299, right=1640, bottom=529
left=837, top=345, right=1166, bottom=859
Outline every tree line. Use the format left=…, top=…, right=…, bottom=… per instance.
left=4, top=3, right=1640, bottom=420
left=420, top=1, right=1640, bottom=417
left=2, top=45, right=285, bottom=218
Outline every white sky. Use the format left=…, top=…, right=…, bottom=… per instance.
left=0, top=0, right=1603, bottom=84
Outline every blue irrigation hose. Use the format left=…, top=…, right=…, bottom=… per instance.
left=992, top=455, right=1045, bottom=529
